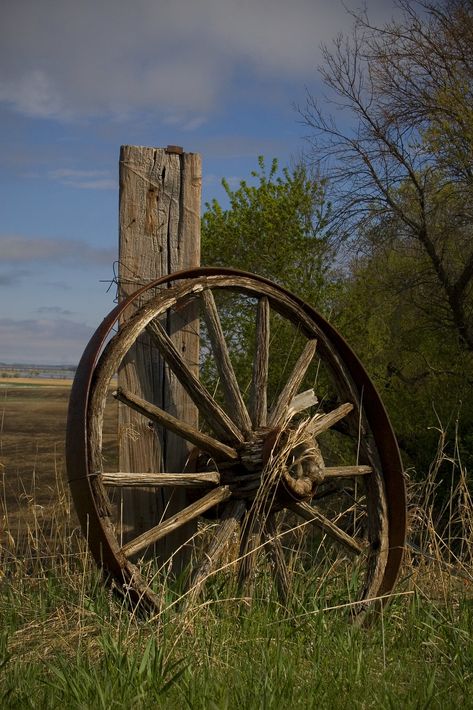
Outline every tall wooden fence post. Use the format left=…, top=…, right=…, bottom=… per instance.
left=117, top=145, right=201, bottom=570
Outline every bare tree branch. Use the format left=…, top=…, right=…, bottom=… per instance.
left=302, top=0, right=473, bottom=351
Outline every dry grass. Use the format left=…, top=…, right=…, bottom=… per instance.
left=0, top=386, right=473, bottom=644
left=0, top=385, right=472, bottom=706
left=402, top=426, right=473, bottom=601
left=0, top=385, right=72, bottom=555
left=0, top=377, right=73, bottom=387
left=0, top=383, right=117, bottom=552
left=1, top=383, right=472, bottom=597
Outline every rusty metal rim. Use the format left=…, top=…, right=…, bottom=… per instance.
left=66, top=267, right=407, bottom=600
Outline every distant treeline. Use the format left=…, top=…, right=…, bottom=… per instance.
left=0, top=364, right=77, bottom=378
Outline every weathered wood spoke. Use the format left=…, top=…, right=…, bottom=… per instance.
left=121, top=486, right=232, bottom=558
left=288, top=500, right=364, bottom=555
left=201, top=289, right=253, bottom=433
left=307, top=402, right=354, bottom=436
left=187, top=500, right=246, bottom=606
left=102, top=471, right=220, bottom=487
left=249, top=296, right=270, bottom=427
left=113, top=387, right=238, bottom=461
left=269, top=339, right=317, bottom=427
left=323, top=465, right=372, bottom=479
left=265, top=513, right=291, bottom=603
left=146, top=319, right=243, bottom=443
left=237, top=512, right=262, bottom=594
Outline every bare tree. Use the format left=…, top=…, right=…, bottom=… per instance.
left=302, top=0, right=473, bottom=351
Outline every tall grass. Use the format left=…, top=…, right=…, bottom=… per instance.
left=405, top=425, right=473, bottom=599
left=1, top=423, right=472, bottom=708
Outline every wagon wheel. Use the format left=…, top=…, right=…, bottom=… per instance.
left=66, top=268, right=406, bottom=616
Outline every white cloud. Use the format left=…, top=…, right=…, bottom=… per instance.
left=0, top=235, right=116, bottom=266
left=0, top=0, right=398, bottom=122
left=0, top=69, right=67, bottom=120
left=49, top=168, right=116, bottom=190
left=37, top=306, right=74, bottom=316
left=163, top=114, right=207, bottom=132
left=0, top=317, right=94, bottom=365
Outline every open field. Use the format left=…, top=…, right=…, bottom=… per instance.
left=0, top=377, right=73, bottom=387
left=0, top=382, right=117, bottom=553
left=1, top=384, right=472, bottom=707
left=0, top=384, right=72, bottom=533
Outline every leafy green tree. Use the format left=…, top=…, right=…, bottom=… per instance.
left=334, top=245, right=473, bottom=476
left=201, top=157, right=334, bottom=410
left=202, top=156, right=333, bottom=308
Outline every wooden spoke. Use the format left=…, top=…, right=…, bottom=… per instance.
left=146, top=319, right=243, bottom=443
left=187, top=500, right=246, bottom=605
left=306, top=402, right=354, bottom=437
left=249, top=296, right=270, bottom=427
left=237, top=512, right=262, bottom=594
left=121, top=486, right=232, bottom=558
left=114, top=387, right=238, bottom=461
left=287, top=388, right=318, bottom=417
left=102, top=471, right=220, bottom=487
left=201, top=289, right=253, bottom=433
left=265, top=513, right=290, bottom=603
left=269, top=340, right=318, bottom=427
left=288, top=500, right=363, bottom=555
left=323, top=465, right=372, bottom=479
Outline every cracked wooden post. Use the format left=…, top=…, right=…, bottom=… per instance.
left=117, top=144, right=201, bottom=570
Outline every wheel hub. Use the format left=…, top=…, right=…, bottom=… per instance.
left=208, top=427, right=326, bottom=504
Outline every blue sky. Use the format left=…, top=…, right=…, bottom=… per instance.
left=0, top=0, right=399, bottom=365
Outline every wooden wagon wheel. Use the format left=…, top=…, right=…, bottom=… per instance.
left=66, top=268, right=406, bottom=615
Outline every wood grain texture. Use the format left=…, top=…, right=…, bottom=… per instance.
left=121, top=485, right=232, bottom=558
left=187, top=500, right=246, bottom=605
left=323, top=465, right=372, bottom=478
left=102, top=471, right=220, bottom=487
left=306, top=402, right=354, bottom=436
left=114, top=386, right=238, bottom=461
left=265, top=513, right=290, bottom=603
left=118, top=146, right=201, bottom=565
left=146, top=319, right=243, bottom=443
left=288, top=500, right=363, bottom=555
left=237, top=512, right=262, bottom=595
left=201, top=288, right=252, bottom=433
left=268, top=339, right=317, bottom=427
left=250, top=297, right=270, bottom=427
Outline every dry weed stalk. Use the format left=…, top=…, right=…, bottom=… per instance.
left=404, top=425, right=472, bottom=599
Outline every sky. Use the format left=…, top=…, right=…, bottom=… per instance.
left=0, top=0, right=400, bottom=366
